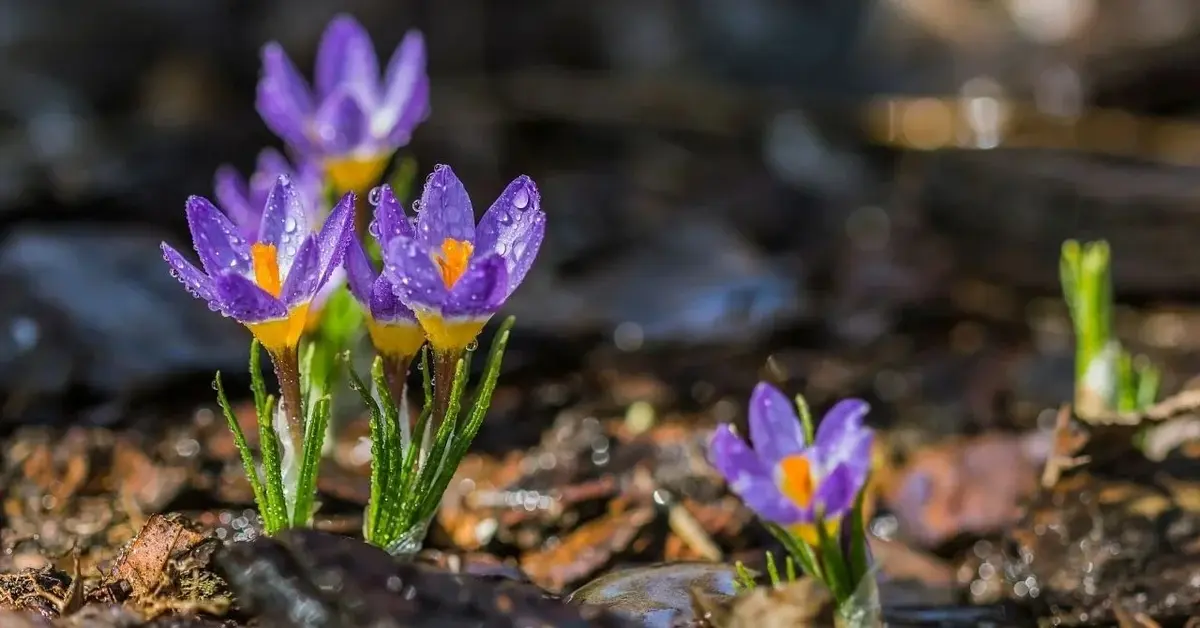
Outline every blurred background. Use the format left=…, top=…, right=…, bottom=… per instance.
left=4, top=0, right=1200, bottom=431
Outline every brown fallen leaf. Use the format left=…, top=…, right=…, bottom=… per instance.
left=90, top=513, right=209, bottom=603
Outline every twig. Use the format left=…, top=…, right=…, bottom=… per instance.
left=1080, top=387, right=1200, bottom=426
left=1041, top=404, right=1091, bottom=488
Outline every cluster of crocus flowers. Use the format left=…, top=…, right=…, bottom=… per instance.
left=257, top=14, right=429, bottom=197
left=710, top=382, right=872, bottom=546
left=161, top=176, right=354, bottom=450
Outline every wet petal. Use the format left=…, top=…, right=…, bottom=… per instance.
left=747, top=382, right=806, bottom=469
left=378, top=30, right=429, bottom=142
left=185, top=195, right=251, bottom=277
left=212, top=166, right=259, bottom=238
left=813, top=463, right=859, bottom=519
left=279, top=236, right=321, bottom=306
left=315, top=191, right=356, bottom=287
left=814, top=399, right=871, bottom=470
left=475, top=175, right=545, bottom=295
left=414, top=164, right=475, bottom=249
left=312, top=88, right=370, bottom=155
left=259, top=175, right=311, bottom=272
left=215, top=273, right=287, bottom=323
left=442, top=254, right=508, bottom=319
left=257, top=44, right=315, bottom=152
left=314, top=14, right=379, bottom=102
left=370, top=275, right=416, bottom=323
left=374, top=184, right=413, bottom=241
left=343, top=234, right=376, bottom=305
left=709, top=425, right=803, bottom=524
left=161, top=243, right=217, bottom=303
left=383, top=234, right=447, bottom=312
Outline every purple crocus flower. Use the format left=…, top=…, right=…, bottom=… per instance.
left=212, top=148, right=345, bottom=329
left=343, top=185, right=424, bottom=360
left=708, top=383, right=873, bottom=545
left=161, top=175, right=355, bottom=354
left=257, top=14, right=429, bottom=195
left=380, top=164, right=545, bottom=353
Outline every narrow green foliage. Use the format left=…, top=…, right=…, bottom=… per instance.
left=846, top=479, right=871, bottom=586
left=292, top=342, right=334, bottom=527
left=765, top=551, right=781, bottom=587
left=795, top=394, right=815, bottom=446
left=213, top=371, right=270, bottom=527
left=815, top=517, right=851, bottom=603
left=356, top=317, right=517, bottom=553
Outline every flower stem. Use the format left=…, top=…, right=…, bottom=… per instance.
left=382, top=353, right=413, bottom=421
left=431, top=349, right=462, bottom=429
left=270, top=345, right=305, bottom=455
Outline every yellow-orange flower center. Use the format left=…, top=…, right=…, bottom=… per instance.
left=435, top=238, right=474, bottom=288
left=251, top=243, right=282, bottom=297
left=777, top=454, right=815, bottom=509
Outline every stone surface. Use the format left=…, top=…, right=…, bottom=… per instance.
left=566, top=562, right=740, bottom=627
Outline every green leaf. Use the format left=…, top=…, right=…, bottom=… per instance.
left=347, top=356, right=387, bottom=543
left=765, top=551, right=781, bottom=587
left=407, top=352, right=471, bottom=526
left=293, top=395, right=332, bottom=527
left=732, top=561, right=757, bottom=592
left=816, top=518, right=851, bottom=604
left=214, top=370, right=270, bottom=529
left=1134, top=358, right=1160, bottom=410
left=795, top=393, right=815, bottom=446
left=765, top=522, right=823, bottom=583
left=847, top=478, right=871, bottom=586
left=250, top=342, right=287, bottom=533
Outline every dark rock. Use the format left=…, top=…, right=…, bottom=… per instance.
left=214, top=529, right=635, bottom=627
left=0, top=227, right=246, bottom=423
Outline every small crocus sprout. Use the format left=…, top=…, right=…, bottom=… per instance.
left=256, top=14, right=430, bottom=195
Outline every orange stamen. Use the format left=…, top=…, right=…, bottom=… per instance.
left=251, top=243, right=282, bottom=297
left=435, top=238, right=474, bottom=288
left=778, top=455, right=815, bottom=508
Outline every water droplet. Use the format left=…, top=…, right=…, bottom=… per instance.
left=495, top=242, right=507, bottom=255
left=229, top=258, right=239, bottom=268
left=466, top=339, right=479, bottom=351
left=284, top=217, right=297, bottom=233
left=368, top=220, right=381, bottom=237
left=496, top=211, right=513, bottom=225
left=513, top=188, right=530, bottom=210
left=368, top=186, right=383, bottom=206
left=285, top=244, right=296, bottom=257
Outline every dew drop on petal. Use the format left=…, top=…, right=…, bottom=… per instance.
left=513, top=187, right=529, bottom=210
left=497, top=211, right=513, bottom=226
left=368, top=186, right=383, bottom=206
left=411, top=199, right=422, bottom=213
left=466, top=339, right=479, bottom=351
left=368, top=220, right=381, bottom=237
left=495, top=242, right=507, bottom=255
left=284, top=217, right=298, bottom=233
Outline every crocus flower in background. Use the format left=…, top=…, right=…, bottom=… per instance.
left=257, top=14, right=429, bottom=196
left=709, top=383, right=873, bottom=545
left=344, top=185, right=425, bottom=400
left=160, top=175, right=355, bottom=355
left=212, top=149, right=346, bottom=329
left=382, top=164, right=545, bottom=354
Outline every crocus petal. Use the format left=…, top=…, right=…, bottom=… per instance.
left=315, top=191, right=356, bottom=286
left=813, top=463, right=859, bottom=519
left=709, top=425, right=804, bottom=524
left=343, top=234, right=376, bottom=305
left=315, top=15, right=380, bottom=103
left=279, top=236, right=321, bottom=306
left=370, top=275, right=416, bottom=323
left=474, top=175, right=545, bottom=295
left=814, top=398, right=871, bottom=470
left=259, top=175, right=310, bottom=274
left=378, top=30, right=429, bottom=141
left=215, top=273, right=287, bottom=323
left=442, top=254, right=508, bottom=318
left=161, top=243, right=217, bottom=303
left=374, top=184, right=413, bottom=241
left=256, top=147, right=296, bottom=182
left=312, top=88, right=370, bottom=155
left=257, top=44, right=315, bottom=152
left=185, top=195, right=251, bottom=277
left=383, top=235, right=448, bottom=312
left=414, top=164, right=475, bottom=248
left=747, top=382, right=807, bottom=469
left=212, top=166, right=259, bottom=237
